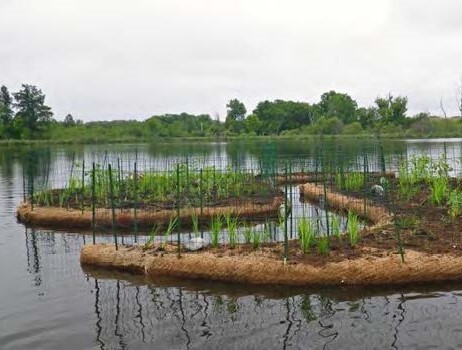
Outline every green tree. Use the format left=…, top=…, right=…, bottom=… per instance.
left=253, top=100, right=314, bottom=135
left=13, top=84, right=54, bottom=136
left=356, top=107, right=379, bottom=129
left=318, top=91, right=358, bottom=124
left=244, top=114, right=262, bottom=135
left=0, top=86, right=14, bottom=138
left=63, top=113, right=75, bottom=126
left=375, top=94, right=408, bottom=125
left=225, top=99, right=246, bottom=133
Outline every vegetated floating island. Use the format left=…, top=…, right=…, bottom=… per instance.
left=81, top=156, right=462, bottom=286
left=16, top=164, right=284, bottom=230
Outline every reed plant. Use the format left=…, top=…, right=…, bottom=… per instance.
left=335, top=172, right=344, bottom=190
left=37, top=161, right=276, bottom=211
left=347, top=211, right=359, bottom=247
left=243, top=223, right=252, bottom=244
left=331, top=213, right=341, bottom=240
left=429, top=176, right=449, bottom=205
left=210, top=215, right=222, bottom=248
left=251, top=229, right=261, bottom=249
left=191, top=211, right=199, bottom=236
left=145, top=224, right=161, bottom=247
left=224, top=212, right=238, bottom=248
left=448, top=189, right=462, bottom=218
left=316, top=236, right=329, bottom=255
left=262, top=221, right=272, bottom=243
left=298, top=217, right=314, bottom=254
left=344, top=173, right=364, bottom=192
left=162, top=216, right=178, bottom=249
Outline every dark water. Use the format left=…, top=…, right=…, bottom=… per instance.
left=2, top=139, right=462, bottom=349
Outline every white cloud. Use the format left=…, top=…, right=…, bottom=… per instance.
left=0, top=0, right=461, bottom=121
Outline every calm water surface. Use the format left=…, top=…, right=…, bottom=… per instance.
left=2, top=139, right=462, bottom=349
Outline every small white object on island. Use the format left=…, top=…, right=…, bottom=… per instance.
left=184, top=237, right=208, bottom=251
left=370, top=184, right=384, bottom=196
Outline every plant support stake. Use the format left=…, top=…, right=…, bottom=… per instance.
left=108, top=164, right=118, bottom=250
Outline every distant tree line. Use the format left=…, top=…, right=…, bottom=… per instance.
left=224, top=92, right=413, bottom=136
left=1, top=83, right=461, bottom=142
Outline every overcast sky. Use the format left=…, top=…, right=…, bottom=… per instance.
left=1, top=0, right=461, bottom=121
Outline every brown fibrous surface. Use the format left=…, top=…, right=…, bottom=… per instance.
left=16, top=196, right=283, bottom=231
left=80, top=243, right=462, bottom=286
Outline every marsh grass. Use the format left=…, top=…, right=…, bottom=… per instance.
left=145, top=224, right=161, bottom=247
left=398, top=155, right=451, bottom=200
left=262, top=221, right=272, bottom=243
left=430, top=176, right=449, bottom=205
left=347, top=211, right=359, bottom=247
left=162, top=216, right=178, bottom=249
left=251, top=229, right=261, bottom=249
left=191, top=212, right=199, bottom=237
left=335, top=172, right=344, bottom=190
left=331, top=214, right=341, bottom=240
left=35, top=162, right=275, bottom=210
left=224, top=212, right=238, bottom=248
left=448, top=189, right=462, bottom=218
left=344, top=173, right=364, bottom=192
left=243, top=223, right=252, bottom=244
left=316, top=236, right=329, bottom=255
left=210, top=216, right=222, bottom=248
left=298, top=217, right=315, bottom=253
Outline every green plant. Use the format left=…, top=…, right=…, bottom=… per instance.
left=344, top=173, right=364, bottom=192
left=145, top=224, right=161, bottom=248
left=262, top=220, right=272, bottom=243
left=335, top=172, right=344, bottom=190
left=398, top=155, right=434, bottom=199
left=298, top=217, right=314, bottom=253
left=430, top=176, right=449, bottom=205
left=347, top=211, right=359, bottom=247
left=251, top=229, right=261, bottom=249
left=448, top=189, right=462, bottom=218
left=224, top=212, right=238, bottom=248
left=316, top=236, right=329, bottom=255
left=243, top=223, right=252, bottom=244
left=210, top=216, right=222, bottom=248
left=191, top=211, right=199, bottom=236
left=162, top=216, right=178, bottom=249
left=395, top=216, right=420, bottom=230
left=331, top=214, right=341, bottom=240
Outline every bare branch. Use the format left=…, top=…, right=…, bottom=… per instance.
left=440, top=97, right=447, bottom=119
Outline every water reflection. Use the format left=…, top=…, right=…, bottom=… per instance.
left=77, top=265, right=462, bottom=349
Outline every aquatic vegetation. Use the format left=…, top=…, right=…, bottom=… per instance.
left=243, top=223, right=252, bottom=244
left=335, top=172, right=344, bottom=190
left=262, top=221, right=272, bottom=243
left=448, top=189, right=462, bottom=218
left=395, top=216, right=420, bottom=230
left=344, top=173, right=364, bottom=192
left=398, top=155, right=451, bottom=200
left=224, top=212, right=238, bottom=248
left=316, top=236, right=329, bottom=255
left=429, top=176, right=449, bottom=205
left=210, top=216, right=222, bottom=248
left=347, top=211, right=359, bottom=247
left=162, top=216, right=178, bottom=249
left=298, top=217, right=315, bottom=253
left=331, top=214, right=341, bottom=240
left=251, top=229, right=261, bottom=250
left=191, top=212, right=199, bottom=236
left=145, top=224, right=160, bottom=247
left=33, top=161, right=276, bottom=210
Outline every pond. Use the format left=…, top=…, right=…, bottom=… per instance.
left=2, top=138, right=462, bottom=349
